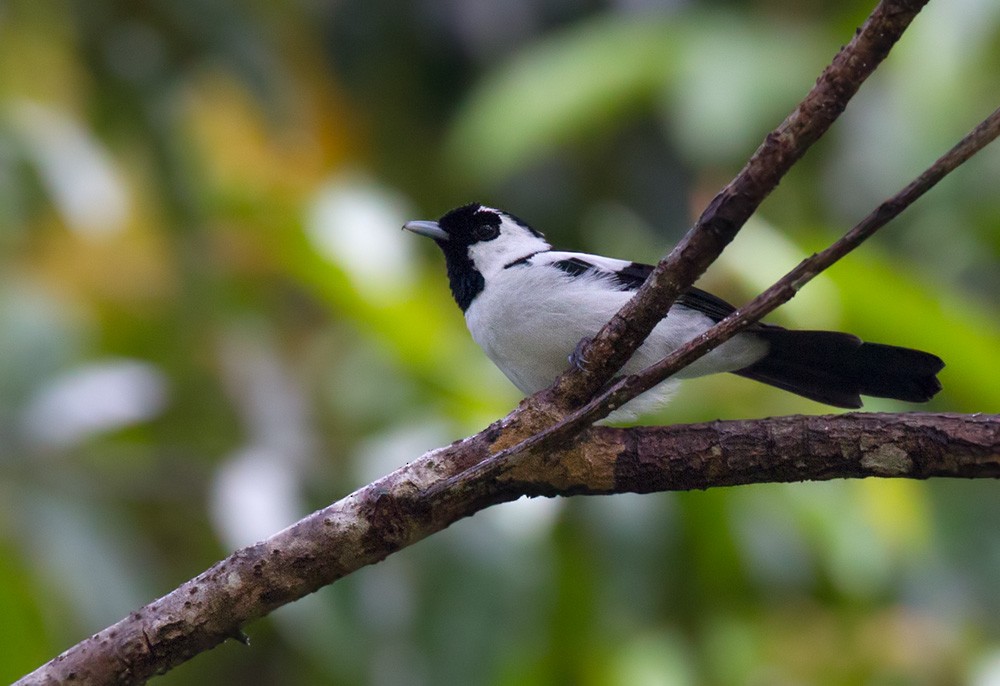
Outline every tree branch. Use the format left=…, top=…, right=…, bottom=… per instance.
left=548, top=0, right=931, bottom=411
left=18, top=413, right=1000, bottom=685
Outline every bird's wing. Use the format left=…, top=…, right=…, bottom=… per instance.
left=530, top=252, right=738, bottom=323
left=677, top=286, right=739, bottom=322
left=529, top=251, right=632, bottom=274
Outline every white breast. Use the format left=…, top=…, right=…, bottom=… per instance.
left=464, top=265, right=768, bottom=420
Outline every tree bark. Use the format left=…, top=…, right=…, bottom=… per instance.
left=17, top=413, right=1000, bottom=686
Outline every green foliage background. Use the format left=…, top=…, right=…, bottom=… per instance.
left=0, top=0, right=998, bottom=684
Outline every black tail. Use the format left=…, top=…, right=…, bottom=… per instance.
left=735, top=328, right=944, bottom=409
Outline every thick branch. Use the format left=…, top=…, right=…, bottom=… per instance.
left=589, top=413, right=1000, bottom=492
left=549, top=0, right=931, bottom=410
left=18, top=413, right=1000, bottom=685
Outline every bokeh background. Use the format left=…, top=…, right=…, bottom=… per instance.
left=1, top=0, right=999, bottom=684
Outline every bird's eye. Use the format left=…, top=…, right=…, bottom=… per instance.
left=472, top=223, right=500, bottom=241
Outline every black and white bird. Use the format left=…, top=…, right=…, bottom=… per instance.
left=404, top=203, right=943, bottom=420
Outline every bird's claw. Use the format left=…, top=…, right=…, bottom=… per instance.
left=569, top=337, right=592, bottom=372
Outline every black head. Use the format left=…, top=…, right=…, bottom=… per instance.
left=403, top=203, right=550, bottom=311
left=436, top=203, right=543, bottom=245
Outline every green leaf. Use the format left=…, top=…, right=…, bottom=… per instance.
left=446, top=15, right=679, bottom=185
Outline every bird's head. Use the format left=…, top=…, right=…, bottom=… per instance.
left=404, top=203, right=550, bottom=281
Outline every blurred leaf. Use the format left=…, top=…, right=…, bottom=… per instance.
left=604, top=630, right=695, bottom=686
left=447, top=11, right=830, bottom=184
left=447, top=15, right=679, bottom=185
left=857, top=479, right=930, bottom=555
left=15, top=488, right=159, bottom=629
left=664, top=14, right=828, bottom=166
left=828, top=252, right=1000, bottom=412
left=0, top=540, right=53, bottom=684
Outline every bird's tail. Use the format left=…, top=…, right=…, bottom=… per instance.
left=734, top=328, right=944, bottom=408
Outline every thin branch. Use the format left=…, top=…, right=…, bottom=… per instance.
left=17, top=413, right=1000, bottom=686
left=549, top=0, right=931, bottom=411
left=427, top=104, right=1000, bottom=495
left=606, top=104, right=1000, bottom=414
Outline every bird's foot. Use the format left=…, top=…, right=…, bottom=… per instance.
left=569, top=337, right=593, bottom=372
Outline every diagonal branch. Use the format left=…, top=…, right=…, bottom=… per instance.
left=589, top=104, right=1000, bottom=421
left=17, top=413, right=1000, bottom=685
left=549, top=0, right=932, bottom=411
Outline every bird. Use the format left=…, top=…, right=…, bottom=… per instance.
left=403, top=202, right=944, bottom=421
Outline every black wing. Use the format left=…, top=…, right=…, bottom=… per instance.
left=676, top=287, right=737, bottom=322
left=551, top=257, right=598, bottom=278
left=549, top=255, right=737, bottom=322
left=608, top=260, right=654, bottom=290
left=546, top=255, right=944, bottom=408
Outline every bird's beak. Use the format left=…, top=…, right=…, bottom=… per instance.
left=402, top=220, right=449, bottom=241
